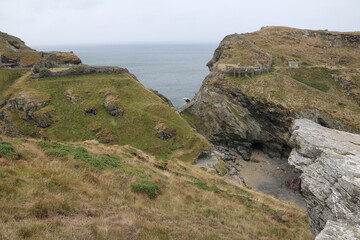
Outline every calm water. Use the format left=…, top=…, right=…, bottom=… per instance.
left=35, top=44, right=216, bottom=107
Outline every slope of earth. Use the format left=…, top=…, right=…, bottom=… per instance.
left=0, top=69, right=209, bottom=161
left=0, top=136, right=312, bottom=240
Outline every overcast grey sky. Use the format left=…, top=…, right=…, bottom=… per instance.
left=0, top=0, right=359, bottom=46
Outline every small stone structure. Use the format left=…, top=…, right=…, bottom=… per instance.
left=214, top=63, right=270, bottom=78
left=288, top=61, right=299, bottom=68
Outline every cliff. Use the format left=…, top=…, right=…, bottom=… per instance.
left=184, top=27, right=360, bottom=160
left=289, top=119, right=360, bottom=239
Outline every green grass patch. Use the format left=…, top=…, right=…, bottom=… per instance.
left=187, top=180, right=224, bottom=193
left=131, top=180, right=160, bottom=199
left=286, top=67, right=340, bottom=92
left=38, top=141, right=121, bottom=170
left=0, top=141, right=18, bottom=159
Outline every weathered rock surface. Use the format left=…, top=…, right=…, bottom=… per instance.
left=154, top=122, right=175, bottom=140
left=289, top=119, right=360, bottom=236
left=0, top=92, right=52, bottom=135
left=66, top=90, right=82, bottom=104
left=103, top=95, right=124, bottom=117
left=184, top=72, right=296, bottom=158
left=315, top=221, right=360, bottom=240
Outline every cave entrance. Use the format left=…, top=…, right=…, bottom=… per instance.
left=251, top=142, right=263, bottom=151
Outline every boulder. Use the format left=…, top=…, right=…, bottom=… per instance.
left=288, top=119, right=360, bottom=236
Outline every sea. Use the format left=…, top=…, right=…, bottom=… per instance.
left=35, top=44, right=217, bottom=107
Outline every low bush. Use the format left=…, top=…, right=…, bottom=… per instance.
left=131, top=180, right=159, bottom=199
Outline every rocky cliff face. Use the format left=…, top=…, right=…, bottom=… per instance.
left=185, top=73, right=293, bottom=159
left=289, top=119, right=360, bottom=237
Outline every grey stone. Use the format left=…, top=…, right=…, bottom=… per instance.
left=236, top=145, right=251, bottom=161
left=103, top=95, right=124, bottom=117
left=315, top=221, right=360, bottom=240
left=85, top=108, right=97, bottom=116
left=288, top=119, right=360, bottom=236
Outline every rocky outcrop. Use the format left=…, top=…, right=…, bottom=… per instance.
left=0, top=92, right=52, bottom=135
left=66, top=90, right=82, bottom=104
left=1, top=31, right=81, bottom=69
left=154, top=122, right=175, bottom=140
left=103, top=95, right=124, bottom=117
left=31, top=64, right=129, bottom=78
left=288, top=119, right=360, bottom=236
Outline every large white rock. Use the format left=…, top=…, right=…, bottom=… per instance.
left=289, top=119, right=360, bottom=236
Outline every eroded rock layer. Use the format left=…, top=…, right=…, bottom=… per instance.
left=289, top=119, right=360, bottom=237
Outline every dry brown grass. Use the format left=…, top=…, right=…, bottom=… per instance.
left=242, top=27, right=360, bottom=68
left=0, top=136, right=312, bottom=240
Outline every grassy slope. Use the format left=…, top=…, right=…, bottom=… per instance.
left=5, top=72, right=209, bottom=161
left=0, top=137, right=312, bottom=240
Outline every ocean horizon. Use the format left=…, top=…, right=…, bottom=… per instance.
left=34, top=43, right=217, bottom=107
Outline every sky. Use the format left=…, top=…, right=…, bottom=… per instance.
left=0, top=0, right=359, bottom=46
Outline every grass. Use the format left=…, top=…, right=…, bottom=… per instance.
left=3, top=73, right=210, bottom=161
left=0, top=70, right=22, bottom=95
left=284, top=67, right=340, bottom=92
left=37, top=141, right=122, bottom=170
left=187, top=179, right=224, bottom=193
left=0, top=136, right=312, bottom=239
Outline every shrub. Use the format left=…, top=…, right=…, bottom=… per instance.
left=0, top=141, right=17, bottom=159
left=131, top=180, right=159, bottom=199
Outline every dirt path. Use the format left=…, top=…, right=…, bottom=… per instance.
left=4, top=71, right=31, bottom=94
